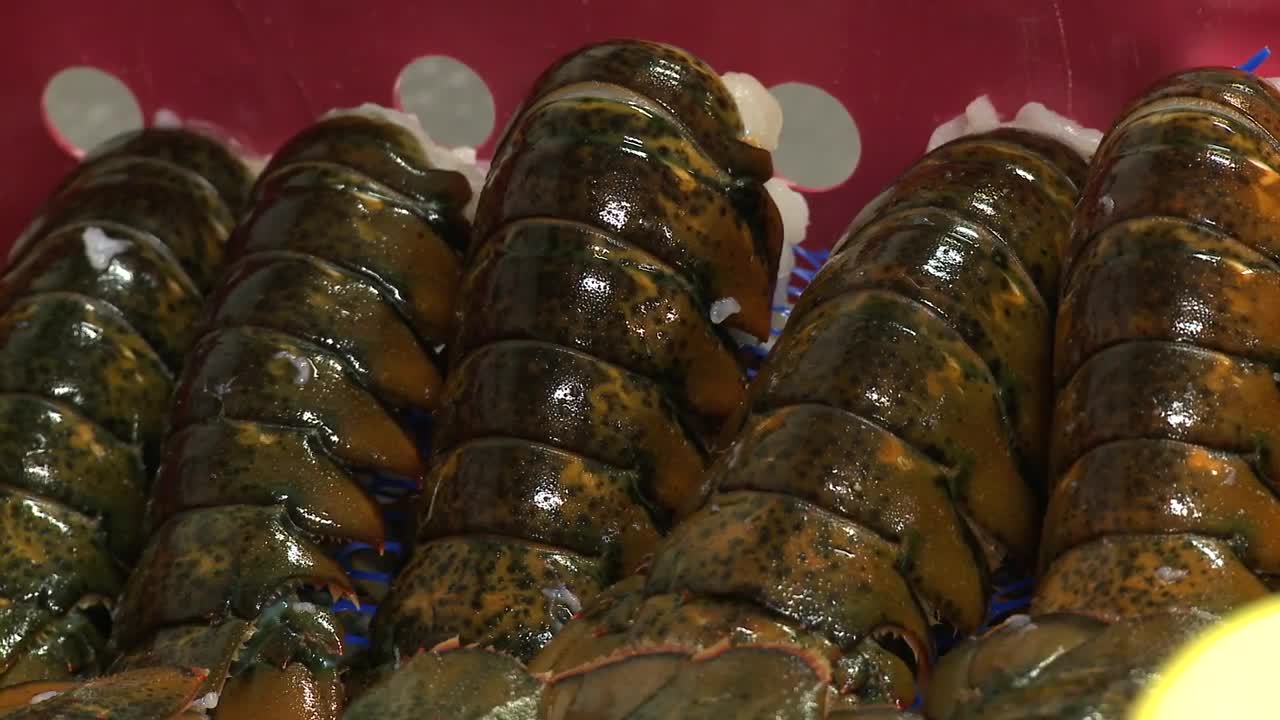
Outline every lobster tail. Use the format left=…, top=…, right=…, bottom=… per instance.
left=375, top=39, right=784, bottom=665
left=92, top=109, right=473, bottom=718
left=0, top=129, right=250, bottom=690
left=928, top=69, right=1280, bottom=720
left=523, top=127, right=1082, bottom=718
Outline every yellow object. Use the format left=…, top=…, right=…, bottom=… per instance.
left=1131, top=596, right=1280, bottom=719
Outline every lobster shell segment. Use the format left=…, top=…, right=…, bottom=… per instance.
left=932, top=68, right=1280, bottom=720
left=344, top=648, right=544, bottom=720
left=0, top=667, right=207, bottom=720
left=376, top=124, right=1079, bottom=716
left=95, top=109, right=473, bottom=716
left=521, top=126, right=1081, bottom=715
left=377, top=38, right=781, bottom=666
left=0, top=128, right=250, bottom=689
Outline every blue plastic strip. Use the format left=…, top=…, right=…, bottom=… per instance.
left=369, top=474, right=419, bottom=494
left=336, top=541, right=403, bottom=559
left=332, top=598, right=379, bottom=615
left=790, top=266, right=816, bottom=282
left=985, top=597, right=1031, bottom=620
left=788, top=242, right=829, bottom=265
left=995, top=575, right=1035, bottom=594
left=1240, top=46, right=1272, bottom=72
left=792, top=245, right=830, bottom=266
left=345, top=569, right=395, bottom=584
left=343, top=633, right=372, bottom=649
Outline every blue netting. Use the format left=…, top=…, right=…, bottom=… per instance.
left=768, top=243, right=831, bottom=338
left=1240, top=46, right=1271, bottom=72
left=330, top=412, right=430, bottom=658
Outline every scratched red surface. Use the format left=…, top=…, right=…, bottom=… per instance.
left=2, top=0, right=1276, bottom=253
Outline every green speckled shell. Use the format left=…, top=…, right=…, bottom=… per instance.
left=434, top=341, right=707, bottom=521
left=514, top=39, right=771, bottom=181
left=376, top=536, right=605, bottom=662
left=869, top=137, right=1076, bottom=301
left=112, top=620, right=253, bottom=698
left=207, top=251, right=443, bottom=411
left=500, top=127, right=1081, bottom=717
left=647, top=491, right=928, bottom=652
left=113, top=505, right=349, bottom=651
left=1052, top=341, right=1280, bottom=481
left=230, top=165, right=462, bottom=343
left=967, top=67, right=1280, bottom=719
left=0, top=489, right=121, bottom=613
left=15, top=163, right=231, bottom=292
left=344, top=649, right=542, bottom=720
left=0, top=395, right=145, bottom=561
left=0, top=129, right=248, bottom=690
left=1118, top=67, right=1280, bottom=142
left=1033, top=534, right=1265, bottom=622
left=1056, top=218, right=1280, bottom=384
left=797, top=206, right=1051, bottom=481
left=257, top=114, right=472, bottom=211
left=151, top=418, right=385, bottom=545
left=715, top=404, right=987, bottom=636
left=95, top=110, right=472, bottom=707
left=81, top=127, right=255, bottom=211
left=0, top=611, right=106, bottom=687
left=944, top=612, right=1217, bottom=720
left=1043, top=439, right=1280, bottom=575
left=1072, top=140, right=1280, bottom=273
left=171, top=326, right=420, bottom=478
left=529, top=576, right=917, bottom=709
left=751, top=289, right=1037, bottom=562
left=0, top=223, right=202, bottom=369
left=457, top=220, right=745, bottom=428
left=0, top=294, right=173, bottom=464
left=0, top=668, right=206, bottom=720
left=422, top=439, right=659, bottom=576
left=542, top=647, right=832, bottom=720
left=383, top=42, right=785, bottom=679
left=477, top=97, right=779, bottom=339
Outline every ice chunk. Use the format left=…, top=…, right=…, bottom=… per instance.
left=82, top=226, right=130, bottom=271
left=722, top=72, right=783, bottom=151
left=710, top=297, right=742, bottom=324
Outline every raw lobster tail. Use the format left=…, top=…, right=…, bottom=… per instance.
left=348, top=125, right=1079, bottom=719
left=0, top=129, right=251, bottom=689
left=519, top=127, right=1083, bottom=719
left=374, top=39, right=785, bottom=663
left=927, top=68, right=1280, bottom=720
left=91, top=110, right=472, bottom=718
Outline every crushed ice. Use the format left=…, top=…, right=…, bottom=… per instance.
left=542, top=583, right=582, bottom=632
left=153, top=108, right=183, bottom=129
left=28, top=690, right=61, bottom=705
left=321, top=103, right=485, bottom=219
left=709, top=297, right=741, bottom=324
left=274, top=350, right=314, bottom=386
left=721, top=72, right=783, bottom=152
left=190, top=692, right=220, bottom=711
left=82, top=226, right=130, bottom=271
left=927, top=96, right=1102, bottom=159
